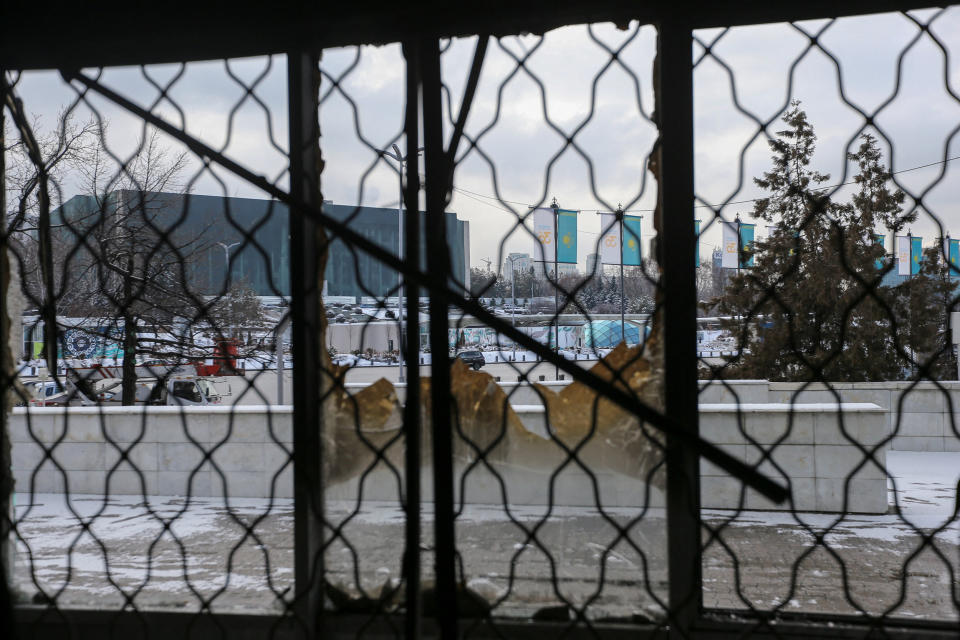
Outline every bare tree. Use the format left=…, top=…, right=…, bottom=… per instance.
left=65, top=127, right=209, bottom=403
left=3, top=111, right=99, bottom=316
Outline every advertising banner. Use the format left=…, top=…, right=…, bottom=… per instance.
left=721, top=221, right=739, bottom=268
left=599, top=212, right=620, bottom=265
left=896, top=236, right=910, bottom=276
left=532, top=208, right=554, bottom=263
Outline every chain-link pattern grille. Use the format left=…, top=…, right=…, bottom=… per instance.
left=694, top=9, right=960, bottom=630
left=2, top=58, right=300, bottom=623
left=1, top=4, right=958, bottom=640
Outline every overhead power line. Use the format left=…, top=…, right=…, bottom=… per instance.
left=447, top=154, right=960, bottom=216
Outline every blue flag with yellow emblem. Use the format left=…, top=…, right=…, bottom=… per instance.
left=556, top=209, right=577, bottom=263
left=740, top=223, right=755, bottom=268
left=622, top=214, right=642, bottom=266
left=695, top=219, right=701, bottom=267
left=950, top=238, right=960, bottom=276
left=874, top=234, right=885, bottom=270
left=911, top=235, right=922, bottom=275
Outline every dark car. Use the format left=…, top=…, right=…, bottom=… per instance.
left=455, top=350, right=485, bottom=370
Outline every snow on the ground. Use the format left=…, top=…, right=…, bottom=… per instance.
left=887, top=451, right=960, bottom=518
left=10, top=452, right=958, bottom=616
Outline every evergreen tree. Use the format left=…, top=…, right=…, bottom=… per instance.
left=719, top=103, right=901, bottom=381
left=888, top=245, right=958, bottom=379
left=849, top=133, right=913, bottom=237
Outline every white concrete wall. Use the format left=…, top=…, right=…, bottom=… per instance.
left=698, top=380, right=960, bottom=452
left=9, top=402, right=889, bottom=513
left=698, top=403, right=889, bottom=513
left=9, top=406, right=293, bottom=498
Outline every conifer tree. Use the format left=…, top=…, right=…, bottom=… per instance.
left=888, top=245, right=958, bottom=379
left=849, top=133, right=913, bottom=237
left=719, top=103, right=900, bottom=381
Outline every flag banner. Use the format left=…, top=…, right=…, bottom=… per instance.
left=622, top=215, right=642, bottom=266
left=950, top=238, right=960, bottom=275
left=599, top=212, right=620, bottom=264
left=532, top=208, right=554, bottom=263
left=767, top=224, right=800, bottom=256
left=740, top=223, right=755, bottom=268
left=721, top=221, right=739, bottom=268
left=695, top=219, right=701, bottom=267
left=556, top=209, right=577, bottom=263
left=875, top=233, right=885, bottom=271
left=896, top=235, right=910, bottom=276
left=911, top=235, right=923, bottom=275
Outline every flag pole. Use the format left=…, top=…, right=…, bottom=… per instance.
left=735, top=214, right=742, bottom=280
left=908, top=230, right=913, bottom=281
left=552, top=198, right=560, bottom=381
left=908, top=229, right=915, bottom=377
left=618, top=205, right=626, bottom=345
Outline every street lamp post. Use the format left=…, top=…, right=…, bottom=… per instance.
left=507, top=255, right=519, bottom=359
left=382, top=144, right=423, bottom=383
left=216, top=241, right=241, bottom=286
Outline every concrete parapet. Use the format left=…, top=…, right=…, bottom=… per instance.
left=10, top=401, right=889, bottom=513
left=698, top=403, right=889, bottom=513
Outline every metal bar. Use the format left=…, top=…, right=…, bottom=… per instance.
left=401, top=38, right=423, bottom=640
left=0, top=70, right=17, bottom=640
left=658, top=18, right=702, bottom=640
left=6, top=1, right=950, bottom=70
left=12, top=607, right=960, bottom=640
left=287, top=48, right=325, bottom=637
left=444, top=35, right=488, bottom=184
left=421, top=36, right=459, bottom=639
left=58, top=68, right=788, bottom=503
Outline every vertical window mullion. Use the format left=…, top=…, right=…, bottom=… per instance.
left=287, top=47, right=326, bottom=637
left=658, top=17, right=703, bottom=639
left=420, top=35, right=459, bottom=640
left=402, top=38, right=424, bottom=640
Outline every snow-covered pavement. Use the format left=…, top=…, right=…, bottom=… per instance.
left=10, top=451, right=958, bottom=620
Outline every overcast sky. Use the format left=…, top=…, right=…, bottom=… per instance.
left=9, top=7, right=960, bottom=274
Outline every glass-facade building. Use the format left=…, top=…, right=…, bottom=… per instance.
left=53, top=192, right=470, bottom=299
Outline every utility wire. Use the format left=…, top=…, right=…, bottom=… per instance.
left=448, top=154, right=960, bottom=215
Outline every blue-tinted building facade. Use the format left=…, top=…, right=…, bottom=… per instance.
left=53, top=192, right=470, bottom=299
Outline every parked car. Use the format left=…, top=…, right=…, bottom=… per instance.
left=455, top=350, right=485, bottom=370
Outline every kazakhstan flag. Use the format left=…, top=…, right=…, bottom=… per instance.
left=950, top=238, right=960, bottom=276
left=623, top=214, right=642, bottom=266
left=874, top=234, right=885, bottom=271
left=740, top=223, right=755, bottom=268
left=911, top=235, right=922, bottom=275
left=557, top=209, right=577, bottom=263
left=695, top=219, right=701, bottom=267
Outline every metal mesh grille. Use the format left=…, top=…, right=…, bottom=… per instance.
left=3, top=59, right=297, bottom=618
left=693, top=7, right=960, bottom=629
left=1, top=4, right=958, bottom=640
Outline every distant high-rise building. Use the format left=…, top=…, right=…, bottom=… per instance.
left=503, top=252, right=533, bottom=281
left=557, top=263, right=578, bottom=277
left=533, top=261, right=578, bottom=280
left=586, top=253, right=599, bottom=277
